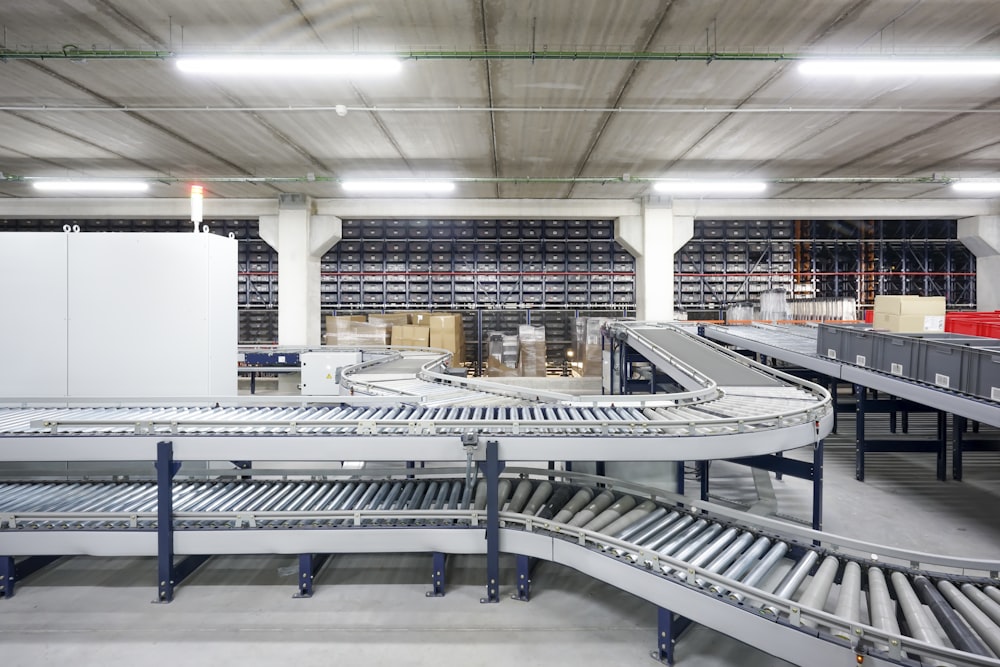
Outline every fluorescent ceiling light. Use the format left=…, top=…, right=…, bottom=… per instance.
left=799, top=59, right=1000, bottom=78
left=32, top=180, right=149, bottom=192
left=951, top=180, right=1000, bottom=193
left=341, top=180, right=455, bottom=193
left=176, top=55, right=402, bottom=77
left=654, top=180, right=767, bottom=194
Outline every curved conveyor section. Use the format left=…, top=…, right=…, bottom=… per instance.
left=2, top=471, right=998, bottom=667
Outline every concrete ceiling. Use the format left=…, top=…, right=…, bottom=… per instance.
left=0, top=0, right=998, bottom=200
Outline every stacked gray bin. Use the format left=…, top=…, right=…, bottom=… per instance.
left=916, top=336, right=994, bottom=390
left=960, top=345, right=1000, bottom=401
left=817, top=323, right=1000, bottom=398
left=816, top=323, right=877, bottom=367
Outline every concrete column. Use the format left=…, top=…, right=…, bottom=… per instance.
left=958, top=215, right=1000, bottom=311
left=259, top=194, right=342, bottom=346
left=615, top=200, right=693, bottom=321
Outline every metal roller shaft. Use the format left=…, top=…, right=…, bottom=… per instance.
left=584, top=495, right=638, bottom=533
left=603, top=501, right=659, bottom=538
left=553, top=488, right=595, bottom=523
left=616, top=508, right=673, bottom=543
left=631, top=514, right=692, bottom=557
left=473, top=480, right=488, bottom=511
left=447, top=481, right=463, bottom=510
left=568, top=489, right=616, bottom=528
left=986, top=586, right=1000, bottom=606
left=646, top=519, right=710, bottom=565
left=867, top=567, right=901, bottom=640
left=537, top=486, right=577, bottom=521
left=962, top=584, right=1000, bottom=628
left=891, top=571, right=949, bottom=666
left=496, top=479, right=512, bottom=510
left=763, top=550, right=820, bottom=615
left=711, top=536, right=772, bottom=595
left=939, top=580, right=1000, bottom=656
left=506, top=479, right=533, bottom=513
left=674, top=526, right=738, bottom=580
left=521, top=481, right=552, bottom=515
left=832, top=561, right=861, bottom=639
left=797, top=555, right=839, bottom=627
left=914, top=577, right=993, bottom=658
left=666, top=523, right=724, bottom=564
left=694, top=531, right=754, bottom=587
left=727, top=541, right=787, bottom=601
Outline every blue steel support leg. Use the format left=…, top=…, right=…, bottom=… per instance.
left=698, top=461, right=709, bottom=502
left=427, top=551, right=447, bottom=597
left=655, top=607, right=693, bottom=665
left=0, top=556, right=13, bottom=598
left=855, top=385, right=866, bottom=482
left=155, top=440, right=209, bottom=603
left=595, top=461, right=606, bottom=478
left=675, top=461, right=685, bottom=495
left=0, top=555, right=61, bottom=599
left=512, top=554, right=534, bottom=601
left=774, top=451, right=784, bottom=480
left=813, top=439, right=824, bottom=531
left=294, top=553, right=330, bottom=598
left=480, top=440, right=504, bottom=604
left=953, top=415, right=967, bottom=481
left=937, top=411, right=947, bottom=482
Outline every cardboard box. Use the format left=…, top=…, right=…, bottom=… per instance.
left=391, top=324, right=430, bottom=347
left=874, top=295, right=946, bottom=316
left=873, top=295, right=946, bottom=333
left=872, top=313, right=946, bottom=333
left=427, top=313, right=465, bottom=366
left=325, top=314, right=366, bottom=330
left=518, top=324, right=547, bottom=377
left=399, top=311, right=433, bottom=326
left=325, top=321, right=389, bottom=346
left=368, top=313, right=409, bottom=327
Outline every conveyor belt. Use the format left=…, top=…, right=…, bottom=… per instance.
left=704, top=324, right=1000, bottom=428
left=2, top=473, right=999, bottom=666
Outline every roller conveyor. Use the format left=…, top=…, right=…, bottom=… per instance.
left=2, top=472, right=999, bottom=666
left=703, top=323, right=1000, bottom=428
left=0, top=322, right=833, bottom=463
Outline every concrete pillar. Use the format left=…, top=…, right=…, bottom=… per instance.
left=615, top=200, right=693, bottom=321
left=957, top=215, right=1000, bottom=311
left=259, top=194, right=342, bottom=346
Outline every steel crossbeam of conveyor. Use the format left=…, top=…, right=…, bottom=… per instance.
left=3, top=472, right=999, bottom=667
left=705, top=324, right=1000, bottom=428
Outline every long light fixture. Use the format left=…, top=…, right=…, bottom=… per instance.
left=176, top=55, right=402, bottom=77
left=341, top=180, right=455, bottom=194
left=32, top=180, right=149, bottom=192
left=799, top=58, right=1000, bottom=78
left=653, top=180, right=767, bottom=194
left=951, top=180, right=1000, bottom=193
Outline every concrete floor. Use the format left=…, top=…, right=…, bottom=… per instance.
left=2, top=418, right=999, bottom=666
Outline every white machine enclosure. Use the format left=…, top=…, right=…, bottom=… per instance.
left=0, top=232, right=237, bottom=399
left=300, top=351, right=363, bottom=395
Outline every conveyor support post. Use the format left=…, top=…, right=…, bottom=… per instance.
left=479, top=440, right=504, bottom=603
left=156, top=440, right=209, bottom=602
left=294, top=553, right=330, bottom=598
left=427, top=552, right=447, bottom=597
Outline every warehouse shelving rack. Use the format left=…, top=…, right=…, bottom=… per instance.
left=674, top=219, right=977, bottom=314
left=0, top=218, right=637, bottom=355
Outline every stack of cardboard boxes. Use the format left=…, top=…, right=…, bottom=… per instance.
left=324, top=312, right=465, bottom=368
left=486, top=332, right=520, bottom=377
left=518, top=324, right=547, bottom=377
left=574, top=316, right=608, bottom=377
left=325, top=315, right=389, bottom=346
left=872, top=295, right=946, bottom=333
